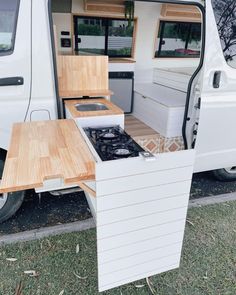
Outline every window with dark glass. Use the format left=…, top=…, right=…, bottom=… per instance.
left=0, top=0, right=19, bottom=55
left=74, top=16, right=134, bottom=57
left=155, top=21, right=201, bottom=58
left=211, top=0, right=236, bottom=68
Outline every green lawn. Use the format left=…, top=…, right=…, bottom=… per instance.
left=0, top=202, right=236, bottom=295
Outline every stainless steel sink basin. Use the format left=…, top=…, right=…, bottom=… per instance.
left=75, top=103, right=109, bottom=112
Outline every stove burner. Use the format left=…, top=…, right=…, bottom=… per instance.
left=114, top=148, right=131, bottom=156
left=101, top=132, right=119, bottom=140
left=84, top=125, right=144, bottom=161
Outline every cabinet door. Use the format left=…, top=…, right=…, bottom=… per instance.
left=95, top=150, right=195, bottom=292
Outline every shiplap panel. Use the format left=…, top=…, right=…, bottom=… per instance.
left=99, top=243, right=182, bottom=275
left=97, top=219, right=186, bottom=251
left=99, top=254, right=181, bottom=290
left=97, top=180, right=191, bottom=211
left=99, top=232, right=184, bottom=264
left=97, top=194, right=189, bottom=226
left=96, top=166, right=192, bottom=196
left=96, top=150, right=195, bottom=180
left=99, top=263, right=179, bottom=292
left=96, top=150, right=194, bottom=291
left=97, top=207, right=188, bottom=239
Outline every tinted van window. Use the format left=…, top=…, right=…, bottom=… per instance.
left=212, top=0, right=236, bottom=68
left=0, top=0, right=19, bottom=55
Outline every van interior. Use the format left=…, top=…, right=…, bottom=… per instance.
left=51, top=0, right=202, bottom=154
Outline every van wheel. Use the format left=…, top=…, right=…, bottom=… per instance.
left=212, top=167, right=236, bottom=182
left=0, top=191, right=25, bottom=223
left=0, top=157, right=25, bottom=223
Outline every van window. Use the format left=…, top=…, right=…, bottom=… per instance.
left=212, top=0, right=236, bottom=68
left=0, top=0, right=19, bottom=55
left=155, top=21, right=201, bottom=58
left=74, top=16, right=134, bottom=58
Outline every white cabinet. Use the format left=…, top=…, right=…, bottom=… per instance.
left=133, top=84, right=185, bottom=137
left=153, top=67, right=195, bottom=92
left=85, top=150, right=195, bottom=292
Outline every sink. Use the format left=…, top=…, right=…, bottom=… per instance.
left=75, top=103, right=109, bottom=112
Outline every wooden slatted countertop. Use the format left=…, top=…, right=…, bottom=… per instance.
left=0, top=120, right=95, bottom=193
left=65, top=98, right=124, bottom=118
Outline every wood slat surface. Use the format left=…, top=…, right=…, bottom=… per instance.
left=65, top=98, right=124, bottom=118
left=125, top=115, right=159, bottom=137
left=57, top=55, right=111, bottom=98
left=59, top=89, right=114, bottom=99
left=0, top=120, right=95, bottom=193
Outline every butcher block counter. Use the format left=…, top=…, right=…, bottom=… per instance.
left=0, top=119, right=95, bottom=194
left=64, top=98, right=124, bottom=118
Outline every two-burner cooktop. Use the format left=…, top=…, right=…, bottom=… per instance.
left=84, top=125, right=144, bottom=161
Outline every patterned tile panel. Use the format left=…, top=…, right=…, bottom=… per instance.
left=134, top=135, right=184, bottom=154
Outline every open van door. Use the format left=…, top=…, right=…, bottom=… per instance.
left=0, top=0, right=31, bottom=150
left=186, top=0, right=236, bottom=173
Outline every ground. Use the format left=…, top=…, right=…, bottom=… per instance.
left=0, top=201, right=235, bottom=295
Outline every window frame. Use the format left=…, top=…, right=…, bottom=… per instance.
left=154, top=19, right=201, bottom=59
left=73, top=15, right=136, bottom=58
left=0, top=0, right=21, bottom=57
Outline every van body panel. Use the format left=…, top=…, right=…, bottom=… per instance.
left=28, top=0, right=58, bottom=122
left=194, top=0, right=236, bottom=172
left=0, top=0, right=31, bottom=150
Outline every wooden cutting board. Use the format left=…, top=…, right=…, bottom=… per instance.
left=0, top=119, right=95, bottom=193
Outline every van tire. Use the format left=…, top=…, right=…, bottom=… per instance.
left=212, top=168, right=236, bottom=182
left=0, top=156, right=25, bottom=223
left=0, top=191, right=25, bottom=223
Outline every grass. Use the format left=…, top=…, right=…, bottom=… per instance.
left=0, top=202, right=236, bottom=295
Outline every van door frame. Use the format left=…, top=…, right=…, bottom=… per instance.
left=47, top=0, right=205, bottom=139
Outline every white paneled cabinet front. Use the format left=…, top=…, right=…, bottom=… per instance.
left=93, top=150, right=195, bottom=292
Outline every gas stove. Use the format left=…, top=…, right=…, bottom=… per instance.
left=84, top=125, right=144, bottom=161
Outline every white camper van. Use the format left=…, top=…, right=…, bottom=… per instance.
left=0, top=0, right=236, bottom=291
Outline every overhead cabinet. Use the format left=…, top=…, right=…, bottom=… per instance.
left=161, top=4, right=202, bottom=21
left=84, top=0, right=125, bottom=14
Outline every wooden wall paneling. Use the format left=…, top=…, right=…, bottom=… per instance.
left=96, top=180, right=191, bottom=211
left=100, top=260, right=180, bottom=291
left=95, top=149, right=195, bottom=291
left=96, top=150, right=194, bottom=180
left=99, top=254, right=181, bottom=290
left=99, top=243, right=183, bottom=275
left=98, top=219, right=186, bottom=251
left=97, top=194, right=189, bottom=226
left=97, top=207, right=188, bottom=240
left=99, top=231, right=184, bottom=264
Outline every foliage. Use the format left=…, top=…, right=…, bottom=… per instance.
left=212, top=0, right=236, bottom=61
left=124, top=1, right=134, bottom=27
left=109, top=25, right=133, bottom=37
left=78, top=24, right=104, bottom=36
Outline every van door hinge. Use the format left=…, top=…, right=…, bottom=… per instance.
left=192, top=122, right=199, bottom=148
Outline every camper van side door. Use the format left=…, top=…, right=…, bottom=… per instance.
left=194, top=0, right=236, bottom=172
left=0, top=0, right=31, bottom=150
